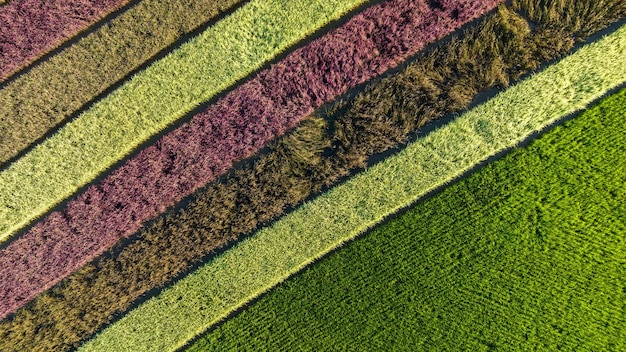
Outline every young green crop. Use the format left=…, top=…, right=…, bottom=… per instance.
left=0, top=0, right=369, bottom=243
left=78, top=25, right=626, bottom=352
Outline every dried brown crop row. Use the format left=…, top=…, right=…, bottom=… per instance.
left=0, top=0, right=245, bottom=166
left=1, top=1, right=623, bottom=351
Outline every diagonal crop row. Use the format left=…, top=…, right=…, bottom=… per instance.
left=0, top=0, right=131, bottom=82
left=0, top=0, right=372, bottom=243
left=187, top=87, right=626, bottom=351
left=0, top=0, right=500, bottom=320
left=78, top=27, right=626, bottom=352
left=2, top=3, right=623, bottom=351
left=0, top=0, right=247, bottom=167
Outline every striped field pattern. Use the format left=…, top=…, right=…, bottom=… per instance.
left=0, top=0, right=624, bottom=350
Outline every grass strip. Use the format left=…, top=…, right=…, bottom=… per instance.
left=0, top=0, right=130, bottom=82
left=0, top=0, right=246, bottom=167
left=77, top=24, right=626, bottom=352
left=2, top=3, right=622, bottom=350
left=0, top=0, right=500, bottom=321
left=0, top=0, right=371, bottom=243
left=188, top=88, right=626, bottom=352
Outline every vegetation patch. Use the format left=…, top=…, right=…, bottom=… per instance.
left=0, top=0, right=370, bottom=244
left=77, top=28, right=626, bottom=352
left=0, top=0, right=246, bottom=166
left=1, top=3, right=623, bottom=351
left=0, top=0, right=130, bottom=81
left=188, top=88, right=626, bottom=351
left=0, top=0, right=499, bottom=322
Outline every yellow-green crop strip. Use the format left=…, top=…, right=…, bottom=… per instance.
left=78, top=25, right=626, bottom=352
left=0, top=0, right=369, bottom=242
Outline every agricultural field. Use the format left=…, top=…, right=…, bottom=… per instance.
left=0, top=0, right=624, bottom=351
left=188, top=88, right=626, bottom=351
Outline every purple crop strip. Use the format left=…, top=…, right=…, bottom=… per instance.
left=0, top=0, right=501, bottom=319
left=0, top=0, right=129, bottom=81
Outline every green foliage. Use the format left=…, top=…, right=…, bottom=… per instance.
left=78, top=26, right=626, bottom=352
left=191, top=87, right=626, bottom=351
left=0, top=0, right=369, bottom=243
